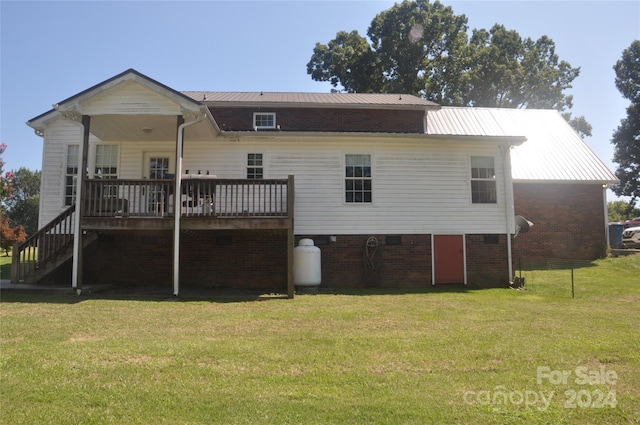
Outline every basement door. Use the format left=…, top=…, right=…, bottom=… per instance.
left=433, top=235, right=465, bottom=284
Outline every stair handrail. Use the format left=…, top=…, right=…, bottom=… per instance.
left=11, top=204, right=76, bottom=283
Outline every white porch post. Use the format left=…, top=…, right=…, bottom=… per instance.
left=72, top=115, right=90, bottom=294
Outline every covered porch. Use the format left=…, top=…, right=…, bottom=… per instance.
left=19, top=69, right=296, bottom=297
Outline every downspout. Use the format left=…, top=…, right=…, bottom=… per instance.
left=71, top=138, right=85, bottom=293
left=72, top=115, right=90, bottom=294
left=602, top=184, right=610, bottom=251
left=423, top=110, right=428, bottom=134
left=173, top=112, right=206, bottom=296
left=500, top=145, right=514, bottom=283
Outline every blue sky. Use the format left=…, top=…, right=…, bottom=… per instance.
left=1, top=1, right=639, bottom=201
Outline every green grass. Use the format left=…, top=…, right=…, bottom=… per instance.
left=0, top=253, right=11, bottom=281
left=1, top=255, right=639, bottom=424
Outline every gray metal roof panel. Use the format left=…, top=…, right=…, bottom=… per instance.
left=427, top=107, right=617, bottom=183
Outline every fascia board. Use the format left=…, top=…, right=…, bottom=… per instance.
left=219, top=130, right=526, bottom=145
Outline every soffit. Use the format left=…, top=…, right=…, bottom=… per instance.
left=90, top=114, right=217, bottom=142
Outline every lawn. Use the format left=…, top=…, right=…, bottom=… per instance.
left=0, top=252, right=11, bottom=281
left=1, top=255, right=639, bottom=424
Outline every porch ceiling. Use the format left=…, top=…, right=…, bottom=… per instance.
left=90, top=114, right=218, bottom=142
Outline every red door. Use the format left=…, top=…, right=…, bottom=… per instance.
left=433, top=235, right=465, bottom=284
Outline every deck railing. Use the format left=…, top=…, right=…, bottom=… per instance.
left=84, top=177, right=290, bottom=218
left=12, top=177, right=292, bottom=283
left=11, top=204, right=76, bottom=283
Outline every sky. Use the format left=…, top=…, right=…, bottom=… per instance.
left=1, top=0, right=639, bottom=202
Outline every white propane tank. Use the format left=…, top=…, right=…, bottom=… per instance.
left=293, top=238, right=321, bottom=287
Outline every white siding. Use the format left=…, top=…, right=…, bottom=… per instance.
left=81, top=82, right=182, bottom=116
left=39, top=129, right=512, bottom=235
left=39, top=120, right=84, bottom=226
left=184, top=136, right=511, bottom=235
left=120, top=141, right=176, bottom=178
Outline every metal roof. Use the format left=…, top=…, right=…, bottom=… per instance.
left=427, top=107, right=618, bottom=183
left=181, top=91, right=438, bottom=110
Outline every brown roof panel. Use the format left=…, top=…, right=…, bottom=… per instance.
left=181, top=91, right=438, bottom=110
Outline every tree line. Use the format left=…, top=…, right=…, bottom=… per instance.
left=0, top=144, right=40, bottom=255
left=307, top=0, right=590, bottom=136
left=308, top=0, right=638, bottom=208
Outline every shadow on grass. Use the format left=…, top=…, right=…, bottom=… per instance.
left=316, top=284, right=474, bottom=297
left=514, top=258, right=599, bottom=271
left=0, top=282, right=481, bottom=304
left=0, top=284, right=290, bottom=304
left=0, top=292, right=83, bottom=305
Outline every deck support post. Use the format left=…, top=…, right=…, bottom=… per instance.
left=72, top=115, right=90, bottom=294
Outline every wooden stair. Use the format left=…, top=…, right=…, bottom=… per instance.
left=12, top=205, right=96, bottom=284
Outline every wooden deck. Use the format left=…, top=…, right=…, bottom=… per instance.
left=12, top=176, right=295, bottom=291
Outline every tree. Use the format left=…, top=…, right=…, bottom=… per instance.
left=611, top=40, right=640, bottom=206
left=2, top=168, right=41, bottom=236
left=366, top=0, right=469, bottom=101
left=308, top=0, right=468, bottom=101
left=608, top=200, right=640, bottom=222
left=307, top=0, right=586, bottom=128
left=0, top=215, right=26, bottom=256
left=307, top=30, right=383, bottom=94
left=566, top=114, right=592, bottom=139
left=0, top=144, right=13, bottom=212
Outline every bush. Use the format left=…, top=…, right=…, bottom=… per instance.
left=0, top=215, right=26, bottom=256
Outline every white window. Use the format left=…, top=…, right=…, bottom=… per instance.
left=345, top=154, right=372, bottom=203
left=471, top=156, right=497, bottom=204
left=247, top=153, right=263, bottom=179
left=64, top=145, right=79, bottom=206
left=253, top=112, right=276, bottom=129
left=94, top=145, right=119, bottom=198
left=94, top=145, right=118, bottom=179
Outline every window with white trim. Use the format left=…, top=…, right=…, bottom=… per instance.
left=247, top=153, right=263, bottom=179
left=470, top=156, right=497, bottom=204
left=345, top=154, right=372, bottom=203
left=94, top=145, right=118, bottom=179
left=64, top=145, right=79, bottom=206
left=253, top=113, right=276, bottom=129
left=95, top=145, right=119, bottom=197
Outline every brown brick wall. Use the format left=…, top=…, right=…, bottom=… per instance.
left=58, top=231, right=511, bottom=291
left=298, top=233, right=509, bottom=289
left=80, top=230, right=288, bottom=292
left=513, top=183, right=607, bottom=265
left=209, top=107, right=425, bottom=133
left=465, top=234, right=511, bottom=288
left=297, top=234, right=433, bottom=288
left=50, top=227, right=508, bottom=292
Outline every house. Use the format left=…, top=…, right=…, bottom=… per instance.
left=13, top=69, right=616, bottom=295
